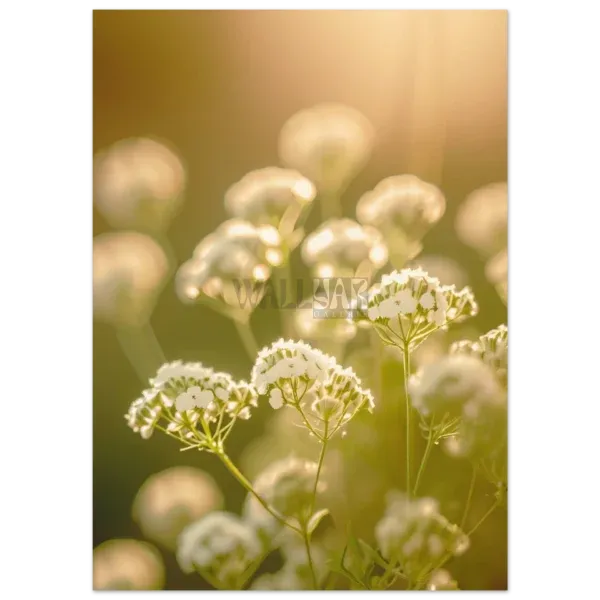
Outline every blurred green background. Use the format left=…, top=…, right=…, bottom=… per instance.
left=93, top=9, right=507, bottom=590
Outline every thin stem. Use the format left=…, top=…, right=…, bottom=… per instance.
left=402, top=343, right=412, bottom=496
left=116, top=322, right=166, bottom=383
left=468, top=499, right=499, bottom=536
left=413, top=419, right=435, bottom=495
left=233, top=319, right=259, bottom=360
left=460, top=466, right=478, bottom=529
left=216, top=451, right=301, bottom=534
left=302, top=524, right=319, bottom=590
left=310, top=431, right=329, bottom=515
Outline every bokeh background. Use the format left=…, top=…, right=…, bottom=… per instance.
left=93, top=9, right=507, bottom=590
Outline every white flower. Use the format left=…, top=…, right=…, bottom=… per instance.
left=93, top=232, right=169, bottom=328
left=356, top=175, right=446, bottom=265
left=362, top=268, right=478, bottom=350
left=251, top=339, right=374, bottom=439
left=94, top=137, right=185, bottom=232
left=175, top=219, right=284, bottom=309
left=225, top=167, right=316, bottom=237
left=301, top=218, right=388, bottom=278
left=455, top=182, right=507, bottom=258
left=175, top=386, right=212, bottom=412
left=176, top=512, right=262, bottom=584
left=374, top=491, right=469, bottom=580
left=94, top=539, right=165, bottom=590
left=126, top=362, right=258, bottom=448
left=278, top=103, right=374, bottom=193
left=427, top=569, right=459, bottom=591
left=132, top=467, right=223, bottom=551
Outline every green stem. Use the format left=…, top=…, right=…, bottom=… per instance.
left=402, top=343, right=412, bottom=496
left=302, top=524, right=319, bottom=590
left=310, top=435, right=328, bottom=515
left=216, top=452, right=301, bottom=534
left=460, top=466, right=478, bottom=529
left=233, top=319, right=259, bottom=360
left=116, top=322, right=166, bottom=383
left=468, top=499, right=498, bottom=536
left=413, top=422, right=435, bottom=495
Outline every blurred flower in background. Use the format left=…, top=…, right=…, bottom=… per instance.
left=93, top=231, right=170, bottom=328
left=132, top=466, right=224, bottom=551
left=455, top=182, right=507, bottom=258
left=406, top=254, right=469, bottom=288
left=357, top=175, right=446, bottom=267
left=93, top=538, right=165, bottom=590
left=94, top=137, right=186, bottom=233
left=279, top=103, right=374, bottom=199
left=485, top=247, right=508, bottom=305
left=302, top=218, right=388, bottom=279
left=225, top=167, right=316, bottom=249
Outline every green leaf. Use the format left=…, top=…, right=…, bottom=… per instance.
left=306, top=508, right=330, bottom=537
left=357, top=539, right=391, bottom=571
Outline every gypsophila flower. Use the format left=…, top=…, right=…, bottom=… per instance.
left=427, top=569, right=459, bottom=590
left=362, top=268, right=478, bottom=351
left=301, top=218, right=388, bottom=279
left=278, top=103, right=374, bottom=194
left=450, top=325, right=508, bottom=385
left=356, top=175, right=446, bottom=266
left=408, top=355, right=503, bottom=420
left=225, top=167, right=316, bottom=242
left=175, top=219, right=284, bottom=309
left=251, top=339, right=374, bottom=440
left=132, top=467, right=224, bottom=551
left=93, top=231, right=170, bottom=328
left=94, top=137, right=186, bottom=232
left=455, top=182, right=507, bottom=258
left=249, top=456, right=324, bottom=524
left=125, top=361, right=257, bottom=451
left=93, top=539, right=165, bottom=590
left=176, top=512, right=262, bottom=587
left=374, top=491, right=469, bottom=581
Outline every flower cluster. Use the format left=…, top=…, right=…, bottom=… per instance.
left=374, top=492, right=469, bottom=581
left=485, top=248, right=508, bottom=305
left=176, top=512, right=262, bottom=587
left=251, top=339, right=374, bottom=440
left=278, top=103, right=374, bottom=194
left=225, top=167, right=316, bottom=243
left=356, top=175, right=446, bottom=266
left=363, top=268, right=478, bottom=350
left=175, top=219, right=284, bottom=311
left=125, top=361, right=257, bottom=449
left=93, top=136, right=186, bottom=232
left=427, top=569, right=459, bottom=591
left=301, top=218, right=388, bottom=278
left=244, top=456, right=324, bottom=529
left=450, top=325, right=508, bottom=384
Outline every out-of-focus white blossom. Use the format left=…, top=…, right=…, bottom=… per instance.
left=293, top=304, right=357, bottom=345
left=93, top=539, right=165, bottom=590
left=251, top=339, right=374, bottom=439
left=450, top=325, right=508, bottom=384
left=406, top=255, right=469, bottom=289
left=278, top=103, right=374, bottom=194
left=94, top=137, right=185, bottom=232
left=302, top=218, right=388, bottom=279
left=455, top=182, right=507, bottom=257
left=409, top=355, right=503, bottom=420
left=244, top=456, right=324, bottom=530
left=374, top=492, right=469, bottom=581
left=93, top=231, right=170, bottom=327
left=225, top=167, right=316, bottom=244
left=176, top=219, right=284, bottom=312
left=363, top=269, right=478, bottom=350
left=176, top=512, right=262, bottom=587
left=132, top=466, right=223, bottom=550
left=357, top=175, right=446, bottom=266
left=485, top=248, right=508, bottom=305
left=427, top=569, right=459, bottom=590
left=125, top=361, right=257, bottom=449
